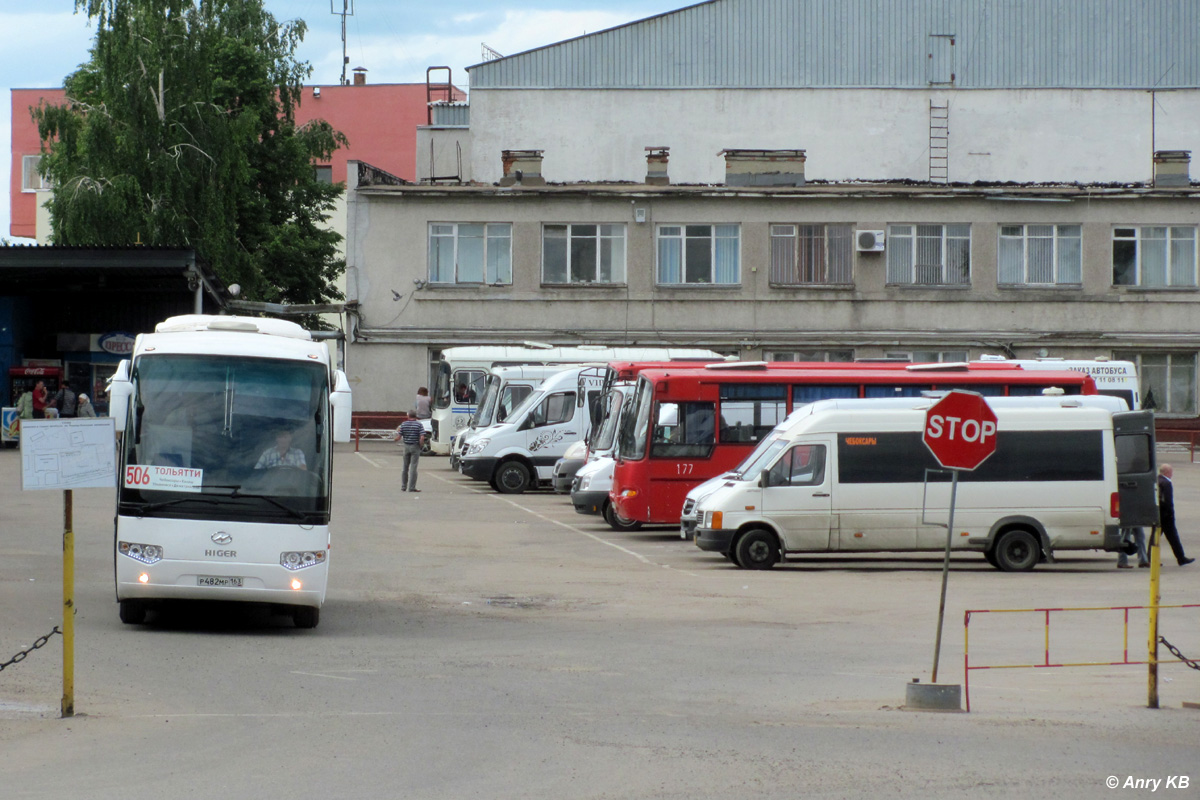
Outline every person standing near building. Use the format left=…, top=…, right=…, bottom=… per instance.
left=31, top=380, right=48, bottom=418
left=76, top=393, right=97, bottom=418
left=16, top=389, right=34, bottom=420
left=414, top=387, right=432, bottom=419
left=396, top=411, right=426, bottom=492
left=1156, top=464, right=1195, bottom=567
left=54, top=383, right=78, bottom=418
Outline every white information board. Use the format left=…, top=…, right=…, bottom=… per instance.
left=20, top=418, right=118, bottom=491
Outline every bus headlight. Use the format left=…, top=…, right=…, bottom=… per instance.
left=119, top=541, right=163, bottom=564
left=280, top=550, right=326, bottom=571
left=468, top=439, right=491, bottom=454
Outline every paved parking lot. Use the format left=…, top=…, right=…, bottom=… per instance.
left=1, top=443, right=1198, bottom=799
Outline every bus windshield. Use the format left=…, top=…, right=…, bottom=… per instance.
left=120, top=354, right=330, bottom=523
left=471, top=376, right=502, bottom=427
left=590, top=389, right=626, bottom=452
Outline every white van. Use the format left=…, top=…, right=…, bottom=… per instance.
left=693, top=396, right=1154, bottom=571
left=570, top=383, right=642, bottom=530
left=451, top=365, right=571, bottom=469
left=459, top=366, right=606, bottom=493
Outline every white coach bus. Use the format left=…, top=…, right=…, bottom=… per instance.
left=108, top=315, right=352, bottom=628
left=976, top=355, right=1140, bottom=409
left=429, top=345, right=726, bottom=454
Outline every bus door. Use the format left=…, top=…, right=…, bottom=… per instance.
left=760, top=440, right=834, bottom=552
left=649, top=399, right=717, bottom=523
left=1113, top=410, right=1158, bottom=527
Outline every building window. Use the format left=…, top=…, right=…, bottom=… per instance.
left=542, top=224, right=626, bottom=284
left=998, top=225, right=1082, bottom=285
left=657, top=224, right=740, bottom=285
left=884, top=350, right=969, bottom=363
left=886, top=224, right=970, bottom=286
left=1115, top=352, right=1196, bottom=415
left=769, top=224, right=853, bottom=285
left=22, top=155, right=50, bottom=192
left=313, top=164, right=333, bottom=184
left=1112, top=226, right=1197, bottom=288
left=766, top=350, right=854, bottom=362
left=428, top=223, right=512, bottom=285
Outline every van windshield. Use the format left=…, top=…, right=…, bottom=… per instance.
left=472, top=376, right=501, bottom=427
left=734, top=436, right=789, bottom=479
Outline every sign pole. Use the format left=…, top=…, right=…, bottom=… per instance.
left=62, top=489, right=75, bottom=718
left=931, top=469, right=959, bottom=684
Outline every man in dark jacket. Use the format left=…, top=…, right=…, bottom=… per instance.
left=1157, top=464, right=1194, bottom=566
left=54, top=383, right=78, bottom=417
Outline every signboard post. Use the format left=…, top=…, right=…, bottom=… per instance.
left=922, top=391, right=998, bottom=686
left=20, top=417, right=117, bottom=718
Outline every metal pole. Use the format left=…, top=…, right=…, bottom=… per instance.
left=61, top=489, right=75, bottom=718
left=1148, top=525, right=1162, bottom=709
left=931, top=469, right=959, bottom=683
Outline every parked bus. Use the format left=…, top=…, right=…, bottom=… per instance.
left=108, top=315, right=353, bottom=628
left=429, top=346, right=726, bottom=454
left=976, top=355, right=1140, bottom=409
left=612, top=362, right=1098, bottom=528
left=692, top=395, right=1151, bottom=570
left=451, top=365, right=572, bottom=469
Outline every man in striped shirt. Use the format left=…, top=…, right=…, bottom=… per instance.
left=396, top=411, right=426, bottom=492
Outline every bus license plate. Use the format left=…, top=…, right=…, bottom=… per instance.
left=197, top=576, right=243, bottom=588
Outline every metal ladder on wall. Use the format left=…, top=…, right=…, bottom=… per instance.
left=929, top=101, right=949, bottom=183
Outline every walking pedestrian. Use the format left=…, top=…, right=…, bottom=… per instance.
left=76, top=394, right=97, bottom=418
left=414, top=387, right=432, bottom=419
left=1156, top=464, right=1195, bottom=566
left=396, top=411, right=426, bottom=492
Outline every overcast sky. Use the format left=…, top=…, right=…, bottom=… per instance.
left=2, top=0, right=688, bottom=242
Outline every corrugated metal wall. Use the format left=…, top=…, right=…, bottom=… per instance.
left=469, top=0, right=1200, bottom=89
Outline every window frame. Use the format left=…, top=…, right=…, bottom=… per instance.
left=766, top=350, right=855, bottom=363
left=656, top=224, right=741, bottom=286
left=997, top=224, right=1082, bottom=286
left=1112, top=226, right=1198, bottom=289
left=1114, top=351, right=1197, bottom=416
left=769, top=223, right=854, bottom=286
left=22, top=155, right=50, bottom=192
left=541, top=223, right=627, bottom=285
left=885, top=223, right=971, bottom=286
left=428, top=222, right=513, bottom=286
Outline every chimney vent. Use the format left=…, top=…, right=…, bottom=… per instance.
left=352, top=67, right=368, bottom=86
left=645, top=146, right=670, bottom=185
left=720, top=149, right=806, bottom=187
left=499, top=150, right=546, bottom=186
left=1153, top=150, right=1191, bottom=187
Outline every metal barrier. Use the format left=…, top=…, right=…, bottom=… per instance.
left=1156, top=429, right=1200, bottom=463
left=963, top=604, right=1200, bottom=711
left=350, top=413, right=405, bottom=452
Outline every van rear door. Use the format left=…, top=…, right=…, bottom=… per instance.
left=1113, top=410, right=1158, bottom=526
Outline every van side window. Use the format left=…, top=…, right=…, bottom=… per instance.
left=651, top=402, right=716, bottom=458
left=767, top=444, right=826, bottom=487
left=529, top=391, right=576, bottom=428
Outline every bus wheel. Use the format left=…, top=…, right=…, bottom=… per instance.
left=494, top=461, right=531, bottom=494
left=993, top=530, right=1040, bottom=572
left=604, top=501, right=643, bottom=531
left=119, top=599, right=147, bottom=625
left=293, top=606, right=320, bottom=629
left=735, top=528, right=780, bottom=570
left=983, top=548, right=999, bottom=568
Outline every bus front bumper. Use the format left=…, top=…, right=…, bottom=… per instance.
left=695, top=527, right=735, bottom=553
left=116, top=559, right=327, bottom=608
left=459, top=456, right=497, bottom=481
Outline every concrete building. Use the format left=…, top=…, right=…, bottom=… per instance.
left=345, top=0, right=1200, bottom=422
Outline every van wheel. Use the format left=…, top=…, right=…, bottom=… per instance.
left=494, top=461, right=531, bottom=494
left=983, top=548, right=999, bottom=568
left=293, top=606, right=320, bottom=629
left=604, top=501, right=643, bottom=531
left=119, top=599, right=147, bottom=625
left=735, top=528, right=780, bottom=570
left=993, top=530, right=1040, bottom=572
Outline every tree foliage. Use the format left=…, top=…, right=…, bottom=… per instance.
left=33, top=0, right=348, bottom=304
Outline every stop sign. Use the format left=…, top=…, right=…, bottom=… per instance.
left=923, top=390, right=998, bottom=471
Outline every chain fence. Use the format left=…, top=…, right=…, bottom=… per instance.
left=1160, top=636, right=1200, bottom=671
left=0, top=627, right=62, bottom=673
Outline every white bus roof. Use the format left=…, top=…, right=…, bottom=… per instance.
left=155, top=315, right=312, bottom=341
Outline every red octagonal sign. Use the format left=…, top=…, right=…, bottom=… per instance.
left=923, top=390, right=999, bottom=471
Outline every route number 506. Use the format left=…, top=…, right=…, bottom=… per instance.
left=125, top=466, right=152, bottom=486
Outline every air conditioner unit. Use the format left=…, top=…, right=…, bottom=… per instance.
left=856, top=230, right=886, bottom=252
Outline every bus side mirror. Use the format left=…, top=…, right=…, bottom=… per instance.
left=331, top=370, right=353, bottom=443
left=107, top=360, right=133, bottom=426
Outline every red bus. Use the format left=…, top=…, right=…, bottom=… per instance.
left=610, top=362, right=1098, bottom=527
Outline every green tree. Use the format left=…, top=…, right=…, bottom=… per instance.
left=33, top=0, right=347, bottom=304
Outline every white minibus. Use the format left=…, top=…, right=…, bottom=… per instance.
left=458, top=366, right=606, bottom=493
left=451, top=365, right=571, bottom=469
left=693, top=396, right=1153, bottom=571
left=429, top=345, right=725, bottom=454
left=108, top=315, right=353, bottom=627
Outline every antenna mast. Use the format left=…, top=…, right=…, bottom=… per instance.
left=331, top=0, right=355, bottom=85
